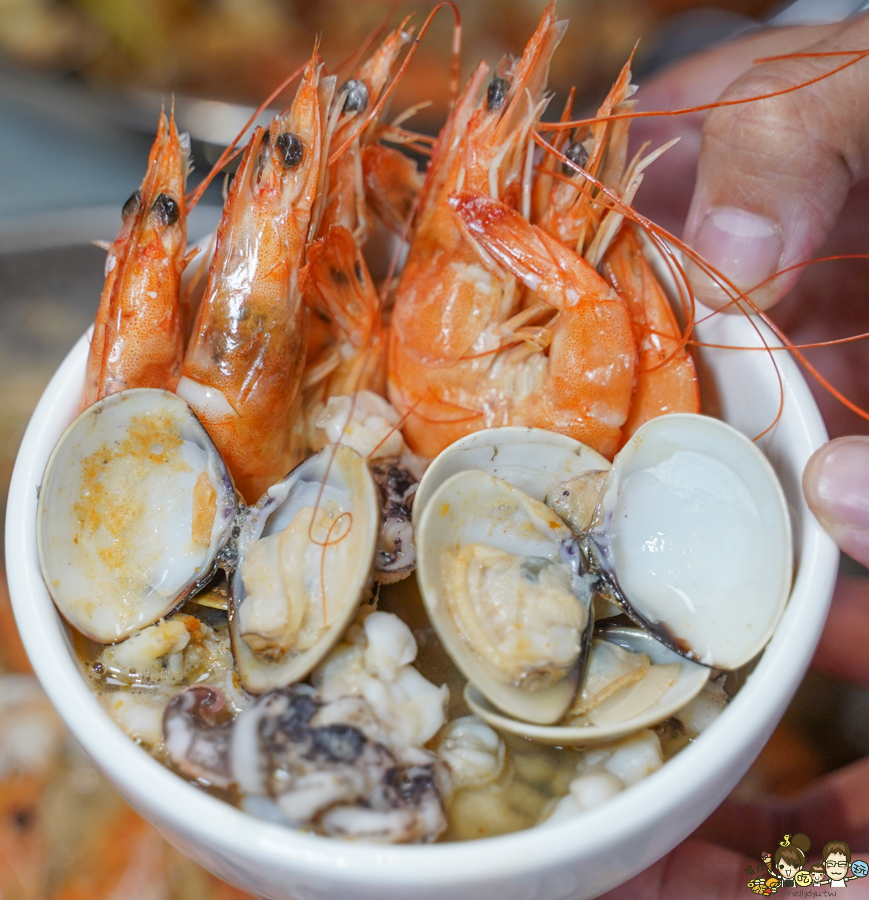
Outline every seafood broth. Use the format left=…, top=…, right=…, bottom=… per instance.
left=70, top=574, right=704, bottom=842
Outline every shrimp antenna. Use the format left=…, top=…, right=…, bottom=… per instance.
left=334, top=0, right=403, bottom=79
left=548, top=47, right=869, bottom=131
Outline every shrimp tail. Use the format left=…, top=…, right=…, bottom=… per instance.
left=449, top=190, right=614, bottom=309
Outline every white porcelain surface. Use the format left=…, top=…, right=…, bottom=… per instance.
left=6, top=299, right=837, bottom=899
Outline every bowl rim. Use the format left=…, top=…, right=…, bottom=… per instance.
left=5, top=311, right=838, bottom=888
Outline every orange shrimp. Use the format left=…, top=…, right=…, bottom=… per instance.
left=531, top=55, right=699, bottom=444
left=83, top=110, right=190, bottom=410
left=299, top=24, right=431, bottom=453
left=317, top=21, right=412, bottom=242
left=361, top=142, right=424, bottom=236
left=536, top=56, right=637, bottom=258
left=302, top=24, right=409, bottom=397
left=449, top=190, right=636, bottom=458
left=301, top=226, right=386, bottom=402
left=603, top=224, right=700, bottom=441
left=178, top=48, right=334, bottom=503
left=388, top=3, right=567, bottom=458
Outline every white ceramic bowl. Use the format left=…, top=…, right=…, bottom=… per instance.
left=6, top=304, right=837, bottom=899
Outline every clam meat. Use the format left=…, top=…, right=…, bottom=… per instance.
left=416, top=469, right=596, bottom=725
left=230, top=443, right=379, bottom=694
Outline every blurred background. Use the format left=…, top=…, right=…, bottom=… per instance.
left=1, top=0, right=868, bottom=896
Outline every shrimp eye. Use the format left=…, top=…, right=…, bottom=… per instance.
left=152, top=193, right=180, bottom=227
left=277, top=132, right=304, bottom=169
left=122, top=190, right=141, bottom=218
left=486, top=76, right=510, bottom=110
left=563, top=140, right=589, bottom=175
left=340, top=79, right=369, bottom=114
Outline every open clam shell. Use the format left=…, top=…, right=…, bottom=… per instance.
left=412, top=427, right=610, bottom=526
left=586, top=414, right=792, bottom=670
left=36, top=389, right=237, bottom=643
left=465, top=626, right=710, bottom=745
left=229, top=445, right=379, bottom=694
left=416, top=469, right=595, bottom=725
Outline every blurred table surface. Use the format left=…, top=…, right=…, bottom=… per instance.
left=1, top=1, right=869, bottom=896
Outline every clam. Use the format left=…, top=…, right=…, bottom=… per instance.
left=37, top=389, right=380, bottom=695
left=416, top=415, right=791, bottom=735
left=586, top=414, right=792, bottom=670
left=415, top=469, right=596, bottom=725
left=229, top=444, right=379, bottom=694
left=465, top=627, right=709, bottom=745
left=37, top=389, right=236, bottom=643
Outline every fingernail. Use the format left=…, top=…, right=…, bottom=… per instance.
left=686, top=207, right=782, bottom=309
left=804, top=437, right=869, bottom=564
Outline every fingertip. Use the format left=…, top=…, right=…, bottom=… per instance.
left=684, top=206, right=784, bottom=311
left=804, top=437, right=869, bottom=568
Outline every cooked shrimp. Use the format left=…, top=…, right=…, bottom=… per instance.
left=361, top=142, right=424, bottom=236
left=178, top=48, right=334, bottom=503
left=449, top=190, right=637, bottom=458
left=317, top=22, right=411, bottom=242
left=83, top=110, right=190, bottom=410
left=533, top=55, right=698, bottom=441
left=301, top=27, right=412, bottom=444
left=301, top=225, right=386, bottom=401
left=603, top=224, right=700, bottom=441
left=388, top=3, right=567, bottom=458
left=303, top=24, right=408, bottom=373
left=536, top=57, right=637, bottom=259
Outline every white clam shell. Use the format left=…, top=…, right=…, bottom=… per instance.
left=413, top=426, right=610, bottom=526
left=588, top=414, right=792, bottom=670
left=37, top=389, right=237, bottom=643
left=465, top=627, right=709, bottom=745
left=229, top=444, right=379, bottom=694
left=416, top=469, right=594, bottom=726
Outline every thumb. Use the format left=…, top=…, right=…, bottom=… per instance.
left=803, top=436, right=869, bottom=566
left=683, top=13, right=869, bottom=310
